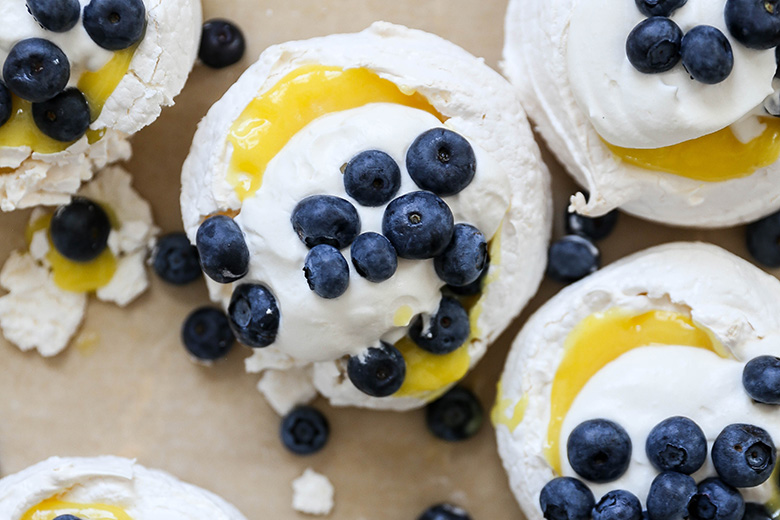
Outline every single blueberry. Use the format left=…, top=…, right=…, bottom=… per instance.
left=291, top=195, right=361, bottom=249
left=418, top=503, right=472, bottom=520
left=688, top=478, right=745, bottom=520
left=742, top=503, right=772, bottom=520
left=743, top=355, right=780, bottom=404
left=344, top=150, right=401, bottom=207
left=567, top=419, right=632, bottom=483
left=32, top=88, right=90, bottom=142
left=227, top=284, right=280, bottom=348
left=50, top=196, right=111, bottom=262
left=711, top=424, right=776, bottom=488
left=280, top=406, right=329, bottom=455
left=593, top=490, right=643, bottom=520
left=776, top=46, right=780, bottom=77
left=151, top=232, right=201, bottom=285
left=626, top=17, right=683, bottom=74
left=546, top=235, right=600, bottom=284
left=646, top=472, right=697, bottom=520
left=725, top=0, right=780, bottom=50
left=446, top=254, right=489, bottom=296
left=53, top=516, right=83, bottom=520
left=681, top=26, right=734, bottom=84
left=746, top=210, right=780, bottom=267
left=634, top=0, right=687, bottom=16
left=425, top=386, right=483, bottom=441
left=83, top=0, right=146, bottom=51
left=181, top=307, right=235, bottom=361
left=199, top=19, right=245, bottom=69
left=406, top=128, right=476, bottom=196
left=565, top=208, right=619, bottom=242
left=303, top=244, right=350, bottom=299
left=539, top=477, right=596, bottom=520
left=434, top=223, right=487, bottom=287
left=0, top=82, right=12, bottom=128
left=409, top=297, right=470, bottom=355
left=195, top=215, right=249, bottom=284
left=382, top=191, right=454, bottom=259
left=27, top=0, right=81, bottom=32
left=350, top=232, right=397, bottom=282
left=347, top=342, right=406, bottom=397
left=3, top=38, right=70, bottom=103
left=646, top=416, right=708, bottom=474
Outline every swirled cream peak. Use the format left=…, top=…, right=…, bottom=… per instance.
left=567, top=0, right=776, bottom=148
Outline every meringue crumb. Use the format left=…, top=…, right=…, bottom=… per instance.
left=292, top=468, right=334, bottom=516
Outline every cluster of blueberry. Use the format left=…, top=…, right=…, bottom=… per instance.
left=0, top=0, right=146, bottom=142
left=195, top=128, right=491, bottom=398
left=625, top=0, right=780, bottom=85
left=540, top=355, right=780, bottom=520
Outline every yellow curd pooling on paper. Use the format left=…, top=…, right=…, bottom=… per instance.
left=605, top=117, right=780, bottom=182
left=226, top=65, right=444, bottom=200
left=544, top=308, right=724, bottom=475
left=22, top=498, right=133, bottom=520
left=0, top=45, right=136, bottom=154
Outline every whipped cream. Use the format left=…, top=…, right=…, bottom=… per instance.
left=567, top=0, right=776, bottom=148
left=0, top=456, right=248, bottom=520
left=496, top=242, right=780, bottom=518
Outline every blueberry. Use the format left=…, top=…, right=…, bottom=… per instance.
left=646, top=416, right=707, bottom=474
left=382, top=191, right=454, bottom=260
left=0, top=82, right=12, bottom=128
left=199, top=19, right=245, bottom=69
left=280, top=406, right=329, bottom=455
left=409, top=297, right=470, bottom=355
left=567, top=419, right=632, bottom=483
left=27, top=0, right=81, bottom=32
left=565, top=208, right=619, bottom=242
left=151, top=232, right=201, bottom=285
left=53, top=516, right=82, bottom=520
left=743, top=356, right=780, bottom=404
left=593, top=490, right=643, bottom=520
left=634, top=0, right=687, bottom=17
left=181, top=307, right=235, bottom=361
left=83, top=0, right=146, bottom=51
left=50, top=196, right=110, bottom=262
left=344, top=150, right=401, bottom=207
left=546, top=235, right=600, bottom=284
left=746, top=210, right=780, bottom=267
left=406, top=128, right=476, bottom=196
left=711, top=424, right=776, bottom=488
left=227, top=284, right=280, bottom=348
left=3, top=38, right=70, bottom=103
left=347, top=342, right=406, bottom=397
left=689, top=478, right=745, bottom=520
left=725, top=0, right=780, bottom=50
left=350, top=232, right=397, bottom=282
left=425, top=386, right=483, bottom=441
left=539, top=477, right=596, bottom=520
left=742, top=503, right=772, bottom=520
left=418, top=504, right=472, bottom=520
left=291, top=195, right=361, bottom=249
left=626, top=17, right=683, bottom=74
left=32, top=88, right=90, bottom=142
left=195, top=215, right=249, bottom=284
left=434, top=223, right=487, bottom=287
left=646, top=472, right=697, bottom=520
left=446, top=254, right=489, bottom=296
left=681, top=26, right=734, bottom=84
left=303, top=244, right=350, bottom=299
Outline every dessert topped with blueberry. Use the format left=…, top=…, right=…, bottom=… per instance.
left=181, top=22, right=552, bottom=410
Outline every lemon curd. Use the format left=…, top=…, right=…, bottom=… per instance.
left=21, top=498, right=133, bottom=520
left=491, top=379, right=528, bottom=431
left=226, top=65, right=444, bottom=200
left=0, top=45, right=137, bottom=154
left=605, top=117, right=780, bottom=182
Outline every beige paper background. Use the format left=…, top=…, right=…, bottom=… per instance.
left=0, top=1, right=773, bottom=518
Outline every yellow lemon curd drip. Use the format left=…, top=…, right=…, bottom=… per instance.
left=27, top=214, right=117, bottom=293
left=604, top=117, right=780, bottom=182
left=226, top=65, right=444, bottom=200
left=491, top=379, right=528, bottom=431
left=0, top=45, right=136, bottom=154
left=22, top=498, right=133, bottom=520
left=545, top=308, right=725, bottom=475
